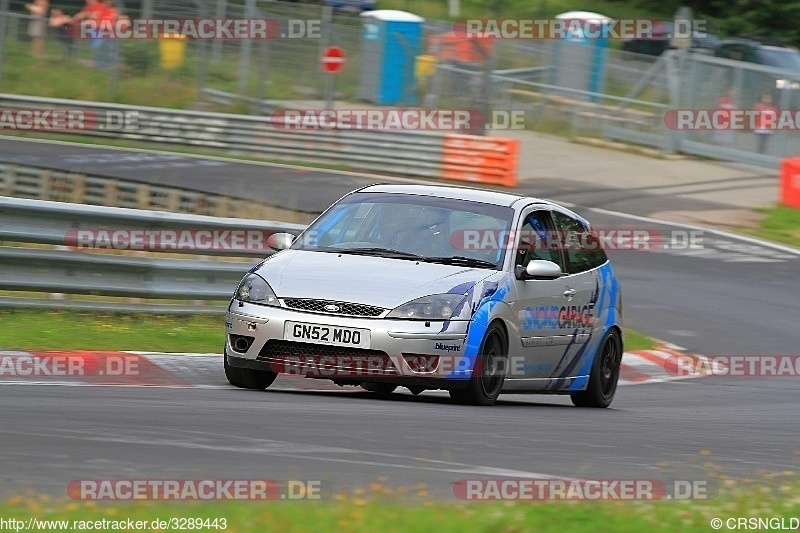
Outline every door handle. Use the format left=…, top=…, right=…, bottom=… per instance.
left=563, top=288, right=576, bottom=298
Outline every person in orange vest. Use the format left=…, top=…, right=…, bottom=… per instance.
left=753, top=93, right=778, bottom=154
left=714, top=88, right=736, bottom=146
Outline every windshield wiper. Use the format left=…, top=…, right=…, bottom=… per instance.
left=336, top=247, right=424, bottom=260
left=423, top=256, right=497, bottom=269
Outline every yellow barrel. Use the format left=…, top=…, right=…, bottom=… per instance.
left=415, top=54, right=437, bottom=81
left=159, top=33, right=187, bottom=69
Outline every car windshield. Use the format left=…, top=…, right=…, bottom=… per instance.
left=757, top=47, right=800, bottom=71
left=292, top=192, right=515, bottom=269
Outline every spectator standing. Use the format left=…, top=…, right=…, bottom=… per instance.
left=71, top=0, right=105, bottom=67
left=25, top=0, right=49, bottom=58
left=95, top=0, right=121, bottom=69
left=49, top=9, right=77, bottom=59
left=753, top=93, right=778, bottom=154
left=714, top=88, right=736, bottom=146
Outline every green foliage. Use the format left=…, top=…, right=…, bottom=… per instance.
left=390, top=0, right=800, bottom=47
left=625, top=0, right=800, bottom=46
left=120, top=41, right=158, bottom=76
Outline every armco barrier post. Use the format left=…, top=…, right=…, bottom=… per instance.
left=779, top=158, right=800, bottom=209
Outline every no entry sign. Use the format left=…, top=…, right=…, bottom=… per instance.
left=321, top=46, right=346, bottom=74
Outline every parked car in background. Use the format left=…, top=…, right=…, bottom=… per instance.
left=714, top=38, right=800, bottom=71
left=714, top=38, right=800, bottom=95
left=621, top=21, right=719, bottom=58
left=323, top=0, right=375, bottom=13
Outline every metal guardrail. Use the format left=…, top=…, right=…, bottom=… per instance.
left=200, top=88, right=279, bottom=116
left=0, top=195, right=306, bottom=256
left=0, top=163, right=313, bottom=222
left=0, top=245, right=247, bottom=299
left=0, top=93, right=518, bottom=186
left=0, top=196, right=307, bottom=313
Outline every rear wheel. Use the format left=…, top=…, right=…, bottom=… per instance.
left=224, top=352, right=277, bottom=390
left=449, top=324, right=507, bottom=406
left=570, top=330, right=622, bottom=408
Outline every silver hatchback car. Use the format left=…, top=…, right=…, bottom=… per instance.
left=224, top=184, right=623, bottom=407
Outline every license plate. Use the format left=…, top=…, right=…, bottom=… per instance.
left=284, top=322, right=370, bottom=349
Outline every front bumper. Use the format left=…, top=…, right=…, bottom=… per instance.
left=225, top=300, right=473, bottom=385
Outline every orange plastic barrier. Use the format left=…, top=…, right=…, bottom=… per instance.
left=441, top=134, right=519, bottom=187
left=780, top=157, right=800, bottom=209
left=428, top=32, right=494, bottom=64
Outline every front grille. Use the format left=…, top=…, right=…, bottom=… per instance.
left=283, top=298, right=385, bottom=317
left=257, top=340, right=398, bottom=375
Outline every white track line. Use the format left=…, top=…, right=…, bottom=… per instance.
left=588, top=207, right=800, bottom=256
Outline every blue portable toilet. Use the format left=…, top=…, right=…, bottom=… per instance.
left=549, top=11, right=611, bottom=102
left=358, top=10, right=424, bottom=105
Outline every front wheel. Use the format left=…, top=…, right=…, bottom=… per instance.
left=224, top=353, right=277, bottom=390
left=449, top=324, right=507, bottom=406
left=570, top=330, right=622, bottom=408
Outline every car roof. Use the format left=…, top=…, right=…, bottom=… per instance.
left=356, top=183, right=549, bottom=208
left=717, top=38, right=795, bottom=49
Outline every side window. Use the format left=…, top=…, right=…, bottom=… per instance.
left=515, top=210, right=565, bottom=272
left=719, top=45, right=744, bottom=62
left=551, top=211, right=607, bottom=274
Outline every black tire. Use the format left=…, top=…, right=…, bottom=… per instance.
left=360, top=382, right=398, bottom=394
left=570, top=330, right=622, bottom=408
left=224, top=352, right=277, bottom=390
left=449, top=323, right=507, bottom=406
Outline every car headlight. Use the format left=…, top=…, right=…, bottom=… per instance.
left=386, top=294, right=467, bottom=320
left=235, top=273, right=279, bottom=306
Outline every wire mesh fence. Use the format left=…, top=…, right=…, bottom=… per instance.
left=0, top=2, right=798, bottom=167
left=676, top=53, right=800, bottom=162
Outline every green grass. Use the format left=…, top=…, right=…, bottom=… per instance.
left=1, top=475, right=799, bottom=532
left=624, top=329, right=658, bottom=351
left=0, top=309, right=225, bottom=353
left=742, top=205, right=800, bottom=248
left=0, top=309, right=658, bottom=353
left=0, top=41, right=199, bottom=107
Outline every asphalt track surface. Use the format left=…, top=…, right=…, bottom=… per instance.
left=0, top=137, right=798, bottom=499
